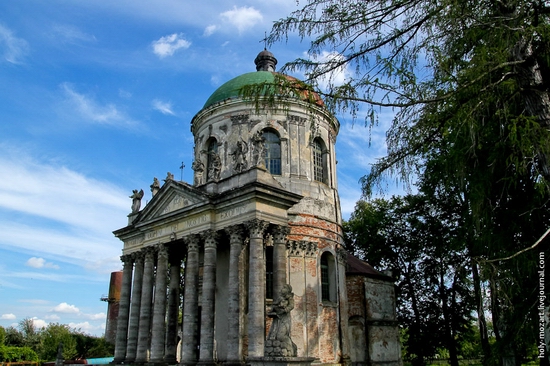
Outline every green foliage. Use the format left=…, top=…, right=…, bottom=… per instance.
left=269, top=0, right=549, bottom=364
left=0, top=326, right=6, bottom=346
left=0, top=345, right=39, bottom=362
left=345, top=194, right=475, bottom=366
left=4, top=326, right=24, bottom=347
left=40, top=323, right=77, bottom=361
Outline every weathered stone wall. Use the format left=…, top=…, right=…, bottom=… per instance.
left=346, top=275, right=402, bottom=366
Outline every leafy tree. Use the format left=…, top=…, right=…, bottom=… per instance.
left=0, top=326, right=6, bottom=346
left=4, top=326, right=24, bottom=347
left=41, top=323, right=77, bottom=361
left=262, top=1, right=549, bottom=364
left=344, top=194, right=475, bottom=366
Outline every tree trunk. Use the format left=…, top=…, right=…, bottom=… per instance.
left=471, top=259, right=492, bottom=363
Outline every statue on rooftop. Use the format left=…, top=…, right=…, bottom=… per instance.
left=130, top=189, right=144, bottom=213
left=150, top=177, right=160, bottom=196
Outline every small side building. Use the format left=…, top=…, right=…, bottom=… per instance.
left=346, top=255, right=402, bottom=366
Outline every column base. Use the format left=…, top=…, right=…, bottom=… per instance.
left=197, top=360, right=217, bottom=366
left=224, top=361, right=245, bottom=366
left=246, top=357, right=315, bottom=366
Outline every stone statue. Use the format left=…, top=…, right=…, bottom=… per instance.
left=164, top=172, right=174, bottom=182
left=251, top=130, right=266, bottom=167
left=130, top=189, right=144, bottom=213
left=208, top=152, right=221, bottom=182
left=150, top=177, right=160, bottom=196
left=230, top=139, right=248, bottom=173
left=192, top=159, right=205, bottom=186
left=55, top=342, right=64, bottom=366
left=265, top=284, right=297, bottom=357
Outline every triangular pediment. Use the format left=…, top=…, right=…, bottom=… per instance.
left=134, top=180, right=211, bottom=224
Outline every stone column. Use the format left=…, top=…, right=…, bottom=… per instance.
left=125, top=252, right=144, bottom=362
left=199, top=230, right=219, bottom=365
left=136, top=247, right=155, bottom=363
left=150, top=244, right=169, bottom=362
left=225, top=225, right=245, bottom=363
left=164, top=250, right=181, bottom=363
left=113, top=254, right=133, bottom=363
left=272, top=225, right=290, bottom=298
left=181, top=235, right=201, bottom=364
left=245, top=219, right=269, bottom=358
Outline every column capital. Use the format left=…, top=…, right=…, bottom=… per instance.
left=245, top=219, right=269, bottom=238
left=131, top=251, right=144, bottom=264
left=201, top=229, right=220, bottom=248
left=287, top=240, right=317, bottom=257
left=120, top=254, right=133, bottom=264
left=156, top=243, right=168, bottom=259
left=184, top=234, right=201, bottom=252
left=272, top=225, right=290, bottom=242
left=143, top=246, right=156, bottom=260
left=225, top=224, right=245, bottom=242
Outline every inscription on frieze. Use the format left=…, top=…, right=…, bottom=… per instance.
left=217, top=205, right=249, bottom=220
left=183, top=214, right=209, bottom=229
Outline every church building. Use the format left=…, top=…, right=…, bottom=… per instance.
left=110, top=50, right=402, bottom=366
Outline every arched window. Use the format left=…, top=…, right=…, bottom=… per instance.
left=320, top=252, right=336, bottom=302
left=206, top=138, right=219, bottom=181
left=312, top=138, right=328, bottom=184
left=263, top=130, right=281, bottom=175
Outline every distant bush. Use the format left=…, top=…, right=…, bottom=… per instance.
left=0, top=345, right=39, bottom=362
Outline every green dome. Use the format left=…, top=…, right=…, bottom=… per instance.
left=203, top=71, right=276, bottom=109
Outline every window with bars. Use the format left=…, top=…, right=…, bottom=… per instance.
left=313, top=139, right=324, bottom=182
left=263, top=130, right=281, bottom=175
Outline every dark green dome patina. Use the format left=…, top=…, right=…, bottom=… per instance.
left=202, top=50, right=323, bottom=110
left=203, top=71, right=278, bottom=109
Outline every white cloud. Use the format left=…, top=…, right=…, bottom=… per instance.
left=152, top=33, right=191, bottom=58
left=152, top=99, right=175, bottom=115
left=0, top=145, right=127, bottom=272
left=53, top=302, right=80, bottom=314
left=220, top=6, right=263, bottom=33
left=60, top=83, right=140, bottom=129
left=0, top=23, right=29, bottom=64
left=86, top=312, right=106, bottom=320
left=31, top=317, right=48, bottom=329
left=51, top=24, right=96, bottom=44
left=203, top=25, right=217, bottom=37
left=69, top=321, right=99, bottom=334
left=26, top=257, right=60, bottom=270
left=45, top=314, right=60, bottom=321
left=1, top=313, right=16, bottom=320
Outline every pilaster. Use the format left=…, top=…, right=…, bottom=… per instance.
left=245, top=219, right=269, bottom=358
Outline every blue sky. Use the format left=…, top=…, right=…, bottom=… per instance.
left=0, top=1, right=398, bottom=337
